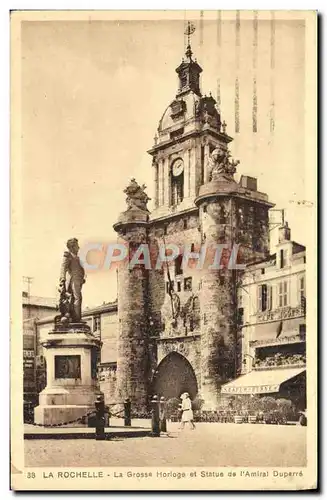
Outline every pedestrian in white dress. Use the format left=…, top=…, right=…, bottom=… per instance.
left=180, top=392, right=196, bottom=430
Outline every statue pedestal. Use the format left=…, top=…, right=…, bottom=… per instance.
left=34, top=323, right=102, bottom=427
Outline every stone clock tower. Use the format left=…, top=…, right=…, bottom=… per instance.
left=114, top=37, right=274, bottom=409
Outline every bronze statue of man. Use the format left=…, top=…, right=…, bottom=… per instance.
left=59, top=238, right=85, bottom=323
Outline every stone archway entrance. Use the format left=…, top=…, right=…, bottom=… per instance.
left=152, top=352, right=198, bottom=400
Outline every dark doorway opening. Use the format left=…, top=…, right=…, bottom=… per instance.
left=152, top=352, right=198, bottom=400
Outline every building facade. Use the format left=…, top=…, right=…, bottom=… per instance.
left=83, top=302, right=119, bottom=403
left=221, top=223, right=306, bottom=410
left=22, top=292, right=57, bottom=405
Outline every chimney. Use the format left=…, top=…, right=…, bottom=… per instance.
left=278, top=221, right=291, bottom=243
left=239, top=175, right=257, bottom=191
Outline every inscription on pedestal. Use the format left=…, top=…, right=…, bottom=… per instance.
left=54, top=355, right=81, bottom=379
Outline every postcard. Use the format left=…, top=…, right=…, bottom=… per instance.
left=11, top=9, right=317, bottom=491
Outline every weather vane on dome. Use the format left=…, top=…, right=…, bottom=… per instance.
left=184, top=21, right=196, bottom=47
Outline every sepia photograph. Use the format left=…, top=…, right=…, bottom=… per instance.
left=10, top=9, right=317, bottom=491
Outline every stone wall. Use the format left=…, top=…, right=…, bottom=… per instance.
left=115, top=227, right=150, bottom=411
left=99, top=363, right=117, bottom=404
left=100, top=311, right=118, bottom=363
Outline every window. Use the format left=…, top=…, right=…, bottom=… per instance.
left=280, top=250, right=284, bottom=269
left=171, top=166, right=184, bottom=206
left=177, top=281, right=182, bottom=292
left=175, top=255, right=183, bottom=276
left=299, top=276, right=305, bottom=302
left=299, top=324, right=306, bottom=335
left=237, top=307, right=244, bottom=325
left=166, top=281, right=174, bottom=294
left=261, top=268, right=265, bottom=275
left=257, top=284, right=272, bottom=312
left=267, top=286, right=272, bottom=310
left=184, top=277, right=192, bottom=291
left=278, top=281, right=288, bottom=308
left=280, top=249, right=288, bottom=269
left=181, top=74, right=187, bottom=88
left=23, top=350, right=34, bottom=358
left=299, top=276, right=306, bottom=313
left=190, top=243, right=195, bottom=252
left=93, top=315, right=101, bottom=333
left=258, top=284, right=267, bottom=312
left=183, top=219, right=188, bottom=230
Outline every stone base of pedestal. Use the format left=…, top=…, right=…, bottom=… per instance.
left=34, top=404, right=95, bottom=427
left=35, top=386, right=101, bottom=426
left=38, top=386, right=100, bottom=407
left=34, top=326, right=102, bottom=427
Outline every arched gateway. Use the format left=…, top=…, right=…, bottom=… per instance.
left=152, top=352, right=198, bottom=400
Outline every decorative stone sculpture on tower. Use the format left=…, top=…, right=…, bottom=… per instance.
left=124, top=178, right=150, bottom=212
left=113, top=180, right=151, bottom=413
left=34, top=238, right=102, bottom=426
left=207, top=146, right=240, bottom=182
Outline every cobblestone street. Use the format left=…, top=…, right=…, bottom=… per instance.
left=25, top=423, right=306, bottom=468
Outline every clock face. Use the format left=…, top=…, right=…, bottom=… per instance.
left=172, top=159, right=184, bottom=177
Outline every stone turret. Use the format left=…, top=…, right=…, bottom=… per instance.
left=113, top=179, right=151, bottom=412
left=195, top=145, right=273, bottom=407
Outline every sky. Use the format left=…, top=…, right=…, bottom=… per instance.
left=20, top=12, right=312, bottom=308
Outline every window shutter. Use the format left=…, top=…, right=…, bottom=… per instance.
left=257, top=285, right=262, bottom=312
left=298, top=276, right=305, bottom=303
left=284, top=249, right=288, bottom=266
left=278, top=283, right=283, bottom=307
left=284, top=281, right=288, bottom=306
left=267, top=285, right=272, bottom=310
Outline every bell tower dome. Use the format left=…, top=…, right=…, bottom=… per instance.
left=148, top=23, right=232, bottom=221
left=175, top=43, right=202, bottom=97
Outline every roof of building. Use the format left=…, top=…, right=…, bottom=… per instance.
left=83, top=301, right=118, bottom=316
left=36, top=300, right=118, bottom=325
left=22, top=294, right=57, bottom=309
left=292, top=242, right=306, bottom=255
left=246, top=240, right=306, bottom=270
left=245, top=253, right=276, bottom=269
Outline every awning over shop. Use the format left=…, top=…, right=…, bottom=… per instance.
left=251, top=318, right=305, bottom=347
left=221, top=367, right=305, bottom=395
